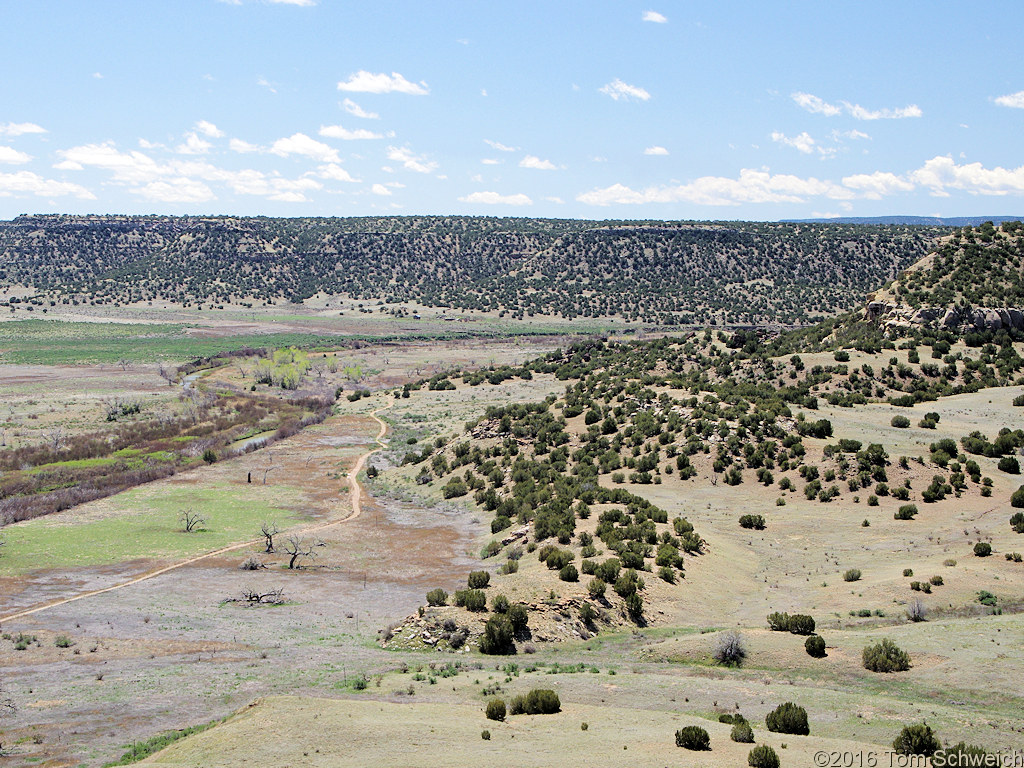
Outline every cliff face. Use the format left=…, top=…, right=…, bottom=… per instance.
left=865, top=301, right=1024, bottom=333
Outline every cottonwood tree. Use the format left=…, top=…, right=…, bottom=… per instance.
left=179, top=508, right=206, bottom=533
left=260, top=521, right=280, bottom=553
left=158, top=362, right=176, bottom=385
left=282, top=535, right=318, bottom=569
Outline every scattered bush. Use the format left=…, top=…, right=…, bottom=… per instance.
left=1012, top=512, right=1024, bottom=533
left=558, top=564, right=579, bottom=582
left=765, top=702, right=809, bottom=735
left=478, top=616, right=515, bottom=655
left=588, top=577, right=606, bottom=600
left=843, top=568, right=862, bottom=582
left=426, top=588, right=448, bottom=606
left=510, top=689, right=560, bottom=715
left=891, top=415, right=910, bottom=428
left=748, top=745, right=781, bottom=768
left=731, top=721, right=755, bottom=743
left=933, top=743, right=989, bottom=764
left=973, top=542, right=992, bottom=557
left=894, top=504, right=918, bottom=520
left=906, top=598, right=927, bottom=622
left=1012, top=485, right=1024, bottom=508
left=485, top=698, right=506, bottom=721
left=481, top=729, right=490, bottom=740
left=892, top=723, right=941, bottom=757
left=674, top=725, right=711, bottom=751
left=713, top=631, right=746, bottom=666
left=998, top=456, right=1021, bottom=474
left=862, top=638, right=911, bottom=673
left=739, top=514, right=766, bottom=530
left=453, top=589, right=487, bottom=611
left=804, top=635, right=826, bottom=658
left=467, top=571, right=491, bottom=589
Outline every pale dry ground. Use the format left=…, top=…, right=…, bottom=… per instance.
left=141, top=695, right=878, bottom=768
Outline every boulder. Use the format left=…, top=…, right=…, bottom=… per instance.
left=941, top=308, right=961, bottom=327
left=1008, top=308, right=1024, bottom=330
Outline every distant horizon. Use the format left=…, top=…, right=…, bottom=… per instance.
left=2, top=2, right=1023, bottom=221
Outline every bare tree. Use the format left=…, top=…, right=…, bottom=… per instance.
left=158, top=362, right=177, bottom=386
left=179, top=508, right=206, bottom=533
left=906, top=598, right=927, bottom=622
left=282, top=535, right=317, bottom=569
left=260, top=521, right=280, bottom=553
left=45, top=426, right=63, bottom=453
left=101, top=396, right=123, bottom=422
left=240, top=588, right=285, bottom=605
left=117, top=357, right=132, bottom=372
left=713, top=631, right=746, bottom=666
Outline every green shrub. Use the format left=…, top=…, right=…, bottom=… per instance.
left=933, top=743, right=989, bottom=764
left=507, top=603, right=529, bottom=634
left=426, top=588, right=448, bottom=606
left=731, top=721, right=755, bottom=743
left=491, top=594, right=510, bottom=613
left=559, top=564, right=579, bottom=582
left=202, top=448, right=218, bottom=464
left=903, top=568, right=913, bottom=577
left=998, top=456, right=1021, bottom=474
left=454, top=589, right=487, bottom=611
left=1012, top=511, right=1024, bottom=533
left=891, top=415, right=910, bottom=428
left=467, top=571, right=491, bottom=589
left=862, top=638, right=911, bottom=672
left=894, top=504, right=918, bottom=520
left=892, top=723, right=941, bottom=756
left=519, top=689, right=560, bottom=714
left=973, top=542, right=992, bottom=557
left=588, top=578, right=606, bottom=600
left=1012, top=485, right=1024, bottom=508
left=739, top=514, right=766, bottom=530
left=54, top=635, right=73, bottom=648
left=748, top=745, right=781, bottom=768
left=843, top=568, right=862, bottom=582
left=479, top=615, right=515, bottom=655
left=485, top=698, right=506, bottom=721
left=804, top=635, right=826, bottom=658
left=674, top=725, right=710, bottom=750
left=765, top=702, right=809, bottom=735
left=481, top=729, right=490, bottom=740
left=767, top=612, right=815, bottom=635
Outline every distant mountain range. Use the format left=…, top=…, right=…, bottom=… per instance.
left=783, top=216, right=1023, bottom=226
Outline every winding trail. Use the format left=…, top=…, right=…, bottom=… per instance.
left=0, top=406, right=390, bottom=625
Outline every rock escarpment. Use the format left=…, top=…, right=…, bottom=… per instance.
left=865, top=301, right=1024, bottom=333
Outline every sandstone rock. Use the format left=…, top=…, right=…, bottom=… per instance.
left=942, top=308, right=960, bottom=327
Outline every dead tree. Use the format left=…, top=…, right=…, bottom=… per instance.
left=282, top=535, right=317, bottom=569
left=45, top=426, right=64, bottom=453
left=179, top=508, right=207, bottom=533
left=117, top=357, right=132, bottom=372
left=240, top=588, right=285, bottom=605
left=158, top=362, right=176, bottom=385
left=260, top=521, right=280, bottom=553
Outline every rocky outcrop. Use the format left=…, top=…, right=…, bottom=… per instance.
left=865, top=302, right=1024, bottom=334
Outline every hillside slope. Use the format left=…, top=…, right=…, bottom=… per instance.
left=0, top=215, right=944, bottom=325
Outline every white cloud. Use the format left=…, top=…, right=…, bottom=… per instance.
left=337, top=71, right=429, bottom=95
left=55, top=142, right=163, bottom=183
left=319, top=124, right=383, bottom=140
left=229, top=138, right=260, bottom=154
left=771, top=131, right=816, bottom=154
left=519, top=154, right=557, bottom=170
left=545, top=196, right=565, bottom=204
left=138, top=138, right=165, bottom=150
left=195, top=120, right=224, bottom=138
left=176, top=131, right=212, bottom=155
left=313, top=163, right=360, bottom=182
left=909, top=155, right=1024, bottom=196
left=0, top=170, right=95, bottom=199
left=791, top=91, right=921, bottom=120
left=842, top=101, right=921, bottom=120
left=92, top=72, right=103, bottom=79
left=459, top=190, right=533, bottom=206
left=841, top=171, right=914, bottom=199
left=791, top=92, right=842, bottom=116
left=599, top=78, right=651, bottom=102
left=484, top=139, right=517, bottom=152
left=132, top=178, right=215, bottom=203
left=0, top=122, right=47, bottom=137
left=269, top=0, right=315, bottom=5
left=270, top=133, right=341, bottom=163
left=642, top=10, right=667, bottom=22
left=833, top=129, right=871, bottom=141
left=643, top=145, right=669, bottom=156
left=343, top=98, right=379, bottom=119
left=481, top=158, right=502, bottom=165
left=371, top=183, right=392, bottom=196
left=994, top=90, right=1024, bottom=109
left=257, top=77, right=277, bottom=94
left=386, top=145, right=438, bottom=173
left=577, top=169, right=852, bottom=206
left=0, top=147, right=32, bottom=164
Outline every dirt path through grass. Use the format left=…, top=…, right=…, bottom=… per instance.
left=0, top=406, right=390, bottom=624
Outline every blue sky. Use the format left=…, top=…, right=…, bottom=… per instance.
left=1, top=0, right=1023, bottom=221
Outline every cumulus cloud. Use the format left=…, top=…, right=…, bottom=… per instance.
left=269, top=133, right=341, bottom=163
left=268, top=0, right=315, bottom=5
left=343, top=98, right=379, bottom=119
left=577, top=169, right=852, bottom=206
left=0, top=122, right=47, bottom=137
left=771, top=131, right=816, bottom=154
left=337, top=71, right=429, bottom=95
left=313, top=163, right=360, bottom=182
left=386, top=145, right=438, bottom=173
left=371, top=183, right=391, bottom=196
left=229, top=138, right=260, bottom=154
left=481, top=158, right=501, bottom=165
left=909, top=155, right=1024, bottom=196
left=459, top=190, right=532, bottom=206
left=132, top=178, right=215, bottom=203
left=176, top=132, right=212, bottom=155
left=0, top=170, right=95, bottom=199
left=841, top=171, right=914, bottom=199
left=256, top=77, right=277, bottom=94
left=643, top=146, right=669, bottom=156
left=642, top=10, right=667, bottom=22
left=484, top=139, right=517, bottom=152
left=519, top=155, right=557, bottom=170
left=319, top=124, right=383, bottom=140
left=195, top=120, right=224, bottom=138
left=994, top=90, right=1024, bottom=109
left=0, top=146, right=32, bottom=164
left=599, top=78, right=651, bottom=102
left=791, top=91, right=921, bottom=120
